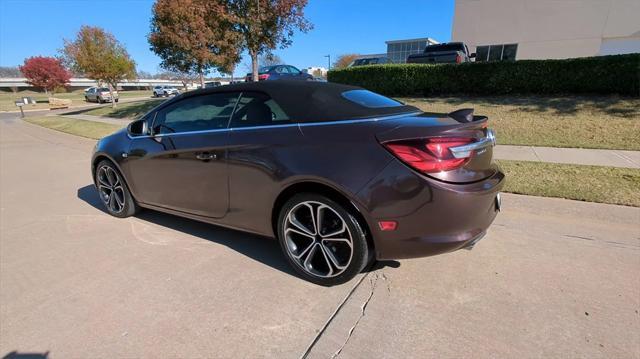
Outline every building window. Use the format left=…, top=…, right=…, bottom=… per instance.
left=475, top=44, right=518, bottom=62
left=386, top=40, right=436, bottom=63
left=502, top=44, right=518, bottom=61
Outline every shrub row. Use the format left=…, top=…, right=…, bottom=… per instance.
left=327, top=54, right=639, bottom=96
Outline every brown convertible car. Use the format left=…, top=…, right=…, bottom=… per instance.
left=92, top=81, right=504, bottom=285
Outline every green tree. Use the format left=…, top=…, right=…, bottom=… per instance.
left=61, top=26, right=136, bottom=108
left=149, top=0, right=242, bottom=88
left=231, top=0, right=312, bottom=81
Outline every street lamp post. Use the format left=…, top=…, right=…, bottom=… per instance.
left=324, top=55, right=331, bottom=70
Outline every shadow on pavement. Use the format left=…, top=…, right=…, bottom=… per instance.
left=2, top=351, right=49, bottom=359
left=77, top=184, right=400, bottom=278
left=63, top=98, right=163, bottom=119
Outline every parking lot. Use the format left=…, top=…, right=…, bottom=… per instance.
left=1, top=114, right=638, bottom=358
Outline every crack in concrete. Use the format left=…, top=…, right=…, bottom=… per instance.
left=330, top=272, right=389, bottom=359
left=298, top=273, right=370, bottom=359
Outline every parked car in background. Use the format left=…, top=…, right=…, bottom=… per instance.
left=350, top=57, right=390, bottom=66
left=85, top=87, right=119, bottom=103
left=406, top=42, right=475, bottom=64
left=245, top=65, right=313, bottom=82
left=205, top=81, right=222, bottom=88
left=91, top=81, right=503, bottom=286
left=153, top=86, right=180, bottom=97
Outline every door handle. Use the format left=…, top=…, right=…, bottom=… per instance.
left=196, top=152, right=217, bottom=161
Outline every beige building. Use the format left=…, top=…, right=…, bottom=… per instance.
left=452, top=0, right=640, bottom=61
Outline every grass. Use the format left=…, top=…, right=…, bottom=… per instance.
left=401, top=96, right=640, bottom=150
left=24, top=116, right=122, bottom=140
left=80, top=99, right=163, bottom=119
left=0, top=90, right=152, bottom=112
left=497, top=160, right=640, bottom=207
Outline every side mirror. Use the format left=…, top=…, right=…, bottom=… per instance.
left=470, top=53, right=476, bottom=58
left=127, top=118, right=149, bottom=137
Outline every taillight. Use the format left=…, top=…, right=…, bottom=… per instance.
left=455, top=54, right=462, bottom=63
left=384, top=137, right=474, bottom=173
left=258, top=74, right=270, bottom=81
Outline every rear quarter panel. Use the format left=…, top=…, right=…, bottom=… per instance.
left=222, top=120, right=399, bottom=236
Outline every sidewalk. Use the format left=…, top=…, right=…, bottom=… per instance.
left=61, top=113, right=130, bottom=126
left=495, top=145, right=640, bottom=169
left=1, top=96, right=155, bottom=114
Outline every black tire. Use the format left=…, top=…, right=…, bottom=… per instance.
left=277, top=193, right=370, bottom=286
left=115, top=98, right=119, bottom=103
left=98, top=97, right=103, bottom=104
left=84, top=96, right=89, bottom=102
left=94, top=160, right=139, bottom=218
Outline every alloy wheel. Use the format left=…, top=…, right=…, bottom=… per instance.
left=283, top=201, right=354, bottom=278
left=97, top=165, right=126, bottom=214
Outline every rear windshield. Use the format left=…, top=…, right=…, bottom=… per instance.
left=99, top=88, right=110, bottom=92
left=259, top=66, right=276, bottom=73
left=341, top=90, right=403, bottom=108
left=424, top=43, right=465, bottom=52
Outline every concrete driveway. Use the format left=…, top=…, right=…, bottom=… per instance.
left=1, top=115, right=638, bottom=358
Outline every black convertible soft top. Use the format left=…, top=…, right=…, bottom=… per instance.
left=169, top=81, right=420, bottom=123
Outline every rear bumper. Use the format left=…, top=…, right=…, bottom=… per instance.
left=356, top=161, right=505, bottom=260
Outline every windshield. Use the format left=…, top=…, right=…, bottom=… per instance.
left=424, top=43, right=465, bottom=52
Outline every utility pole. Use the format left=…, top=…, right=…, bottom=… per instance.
left=324, top=54, right=331, bottom=70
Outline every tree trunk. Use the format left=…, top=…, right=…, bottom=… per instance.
left=199, top=70, right=205, bottom=89
left=251, top=50, right=259, bottom=82
left=109, top=84, right=116, bottom=109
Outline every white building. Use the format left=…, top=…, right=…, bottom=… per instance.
left=452, top=0, right=640, bottom=61
left=302, top=67, right=328, bottom=77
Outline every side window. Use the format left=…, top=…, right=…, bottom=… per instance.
left=287, top=66, right=301, bottom=74
left=275, top=66, right=287, bottom=74
left=153, top=93, right=239, bottom=134
left=229, top=92, right=290, bottom=128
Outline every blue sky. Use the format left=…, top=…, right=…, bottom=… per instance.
left=0, top=0, right=454, bottom=75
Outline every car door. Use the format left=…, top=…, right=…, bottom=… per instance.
left=273, top=65, right=289, bottom=80
left=124, top=92, right=240, bottom=218
left=222, top=92, right=302, bottom=229
left=286, top=66, right=306, bottom=80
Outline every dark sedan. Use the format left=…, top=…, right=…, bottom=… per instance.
left=91, top=81, right=504, bottom=286
left=244, top=65, right=313, bottom=82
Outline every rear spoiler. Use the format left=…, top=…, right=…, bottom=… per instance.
left=448, top=108, right=487, bottom=124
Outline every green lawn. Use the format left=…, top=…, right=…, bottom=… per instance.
left=24, top=116, right=122, bottom=140
left=402, top=96, right=640, bottom=150
left=80, top=99, right=163, bottom=119
left=497, top=160, right=640, bottom=207
left=0, top=90, right=152, bottom=112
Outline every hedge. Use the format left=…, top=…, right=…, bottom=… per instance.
left=327, top=54, right=640, bottom=96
